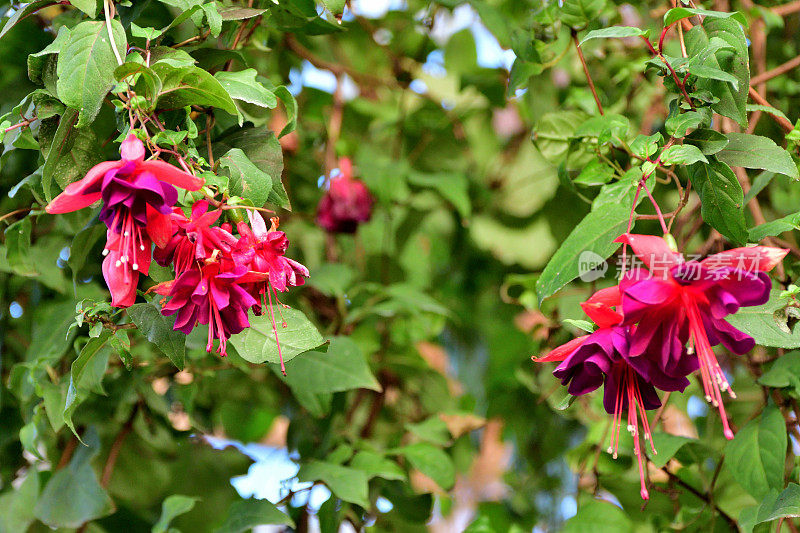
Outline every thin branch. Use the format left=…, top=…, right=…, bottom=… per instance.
left=572, top=31, right=604, bottom=115
left=748, top=87, right=794, bottom=133
left=750, top=54, right=800, bottom=86
left=773, top=0, right=800, bottom=17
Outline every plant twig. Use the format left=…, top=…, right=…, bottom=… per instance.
left=748, top=87, right=794, bottom=133
left=572, top=30, right=604, bottom=115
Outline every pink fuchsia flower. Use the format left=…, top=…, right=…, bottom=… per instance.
left=232, top=210, right=309, bottom=374
left=535, top=286, right=685, bottom=500
left=154, top=201, right=237, bottom=274
left=617, top=233, right=787, bottom=439
left=155, top=262, right=262, bottom=357
left=46, top=134, right=204, bottom=306
left=316, top=158, right=374, bottom=234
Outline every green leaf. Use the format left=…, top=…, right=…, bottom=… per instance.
left=629, top=132, right=662, bottom=159
left=127, top=299, right=187, bottom=370
left=685, top=18, right=749, bottom=126
left=153, top=63, right=237, bottom=116
left=130, top=22, right=164, bottom=41
left=0, top=471, right=40, bottom=533
left=115, top=61, right=162, bottom=103
left=306, top=263, right=355, bottom=297
left=392, top=442, right=455, bottom=491
left=56, top=20, right=127, bottom=127
left=536, top=179, right=639, bottom=302
left=406, top=416, right=451, bottom=445
left=296, top=461, right=371, bottom=508
left=350, top=451, right=406, bottom=481
left=0, top=0, right=58, bottom=39
left=659, top=144, right=708, bottom=165
left=573, top=113, right=629, bottom=143
left=213, top=126, right=289, bottom=210
left=688, top=160, right=747, bottom=245
left=407, top=170, right=471, bottom=218
left=4, top=217, right=36, bottom=276
left=560, top=0, right=606, bottom=28
left=218, top=148, right=273, bottom=208
left=716, top=132, right=799, bottom=180
left=28, top=25, right=70, bottom=89
left=273, top=86, right=298, bottom=137
left=214, top=69, right=277, bottom=111
left=684, top=128, right=729, bottom=155
left=749, top=212, right=800, bottom=242
left=562, top=498, right=633, bottom=533
left=73, top=333, right=113, bottom=395
left=217, top=6, right=268, bottom=20
left=758, top=352, right=800, bottom=396
left=153, top=495, right=199, bottom=533
left=579, top=26, right=647, bottom=45
left=665, top=111, right=704, bottom=138
left=741, top=484, right=800, bottom=533
left=34, top=427, right=114, bottom=528
left=649, top=432, right=705, bottom=469
left=725, top=406, right=787, bottom=500
left=728, top=291, right=800, bottom=349
left=214, top=499, right=294, bottom=532
left=663, top=7, right=747, bottom=28
left=229, top=308, right=325, bottom=365
left=41, top=107, right=104, bottom=201
left=747, top=104, right=791, bottom=124
left=687, top=63, right=740, bottom=90
left=279, top=336, right=381, bottom=394
left=71, top=0, right=100, bottom=17
left=68, top=221, right=105, bottom=283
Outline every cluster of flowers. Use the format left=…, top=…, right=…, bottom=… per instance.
left=535, top=233, right=788, bottom=499
left=46, top=135, right=308, bottom=368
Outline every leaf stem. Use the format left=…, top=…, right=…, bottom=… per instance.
left=572, top=30, right=604, bottom=116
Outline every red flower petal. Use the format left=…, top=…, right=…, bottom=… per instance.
left=102, top=251, right=138, bottom=307
left=45, top=161, right=122, bottom=214
left=146, top=206, right=174, bottom=249
left=138, top=160, right=205, bottom=191
left=615, top=233, right=682, bottom=278
left=534, top=335, right=589, bottom=362
left=581, top=286, right=622, bottom=328
left=702, top=246, right=789, bottom=273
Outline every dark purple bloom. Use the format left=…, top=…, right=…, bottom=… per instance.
left=157, top=263, right=259, bottom=356
left=617, top=233, right=786, bottom=439
left=316, top=158, right=374, bottom=234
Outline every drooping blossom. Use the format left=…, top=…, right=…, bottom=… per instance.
left=154, top=262, right=262, bottom=357
left=535, top=287, right=689, bottom=500
left=616, top=233, right=787, bottom=439
left=46, top=134, right=204, bottom=306
left=232, top=210, right=309, bottom=374
left=154, top=201, right=237, bottom=274
left=316, top=157, right=374, bottom=233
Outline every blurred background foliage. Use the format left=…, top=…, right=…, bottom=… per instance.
left=2, top=0, right=800, bottom=532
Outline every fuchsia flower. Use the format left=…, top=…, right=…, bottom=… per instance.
left=155, top=262, right=263, bottom=357
left=232, top=210, right=309, bottom=373
left=537, top=286, right=688, bottom=500
left=617, top=233, right=787, bottom=439
left=154, top=201, right=237, bottom=274
left=46, top=134, right=204, bottom=306
left=316, top=158, right=374, bottom=233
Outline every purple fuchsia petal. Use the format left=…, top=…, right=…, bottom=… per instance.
left=138, top=160, right=205, bottom=190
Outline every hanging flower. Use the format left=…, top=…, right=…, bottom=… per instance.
left=316, top=157, right=374, bottom=234
left=154, top=201, right=237, bottom=274
left=155, top=262, right=261, bottom=357
left=617, top=233, right=787, bottom=439
left=535, top=287, right=687, bottom=500
left=46, top=134, right=204, bottom=306
left=231, top=210, right=309, bottom=374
